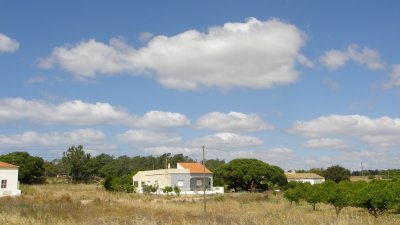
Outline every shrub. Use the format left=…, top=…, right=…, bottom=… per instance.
left=162, top=186, right=173, bottom=195
left=143, top=184, right=159, bottom=194
left=174, top=186, right=181, bottom=196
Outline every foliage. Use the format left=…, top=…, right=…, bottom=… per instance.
left=142, top=184, right=159, bottom=194
left=303, top=183, right=324, bottom=210
left=324, top=165, right=350, bottom=183
left=205, top=159, right=225, bottom=172
left=103, top=175, right=134, bottom=193
left=353, top=180, right=395, bottom=217
left=321, top=180, right=351, bottom=216
left=283, top=188, right=301, bottom=206
left=214, top=158, right=287, bottom=192
left=162, top=186, right=173, bottom=195
left=174, top=185, right=181, bottom=196
left=0, top=152, right=45, bottom=184
left=62, top=145, right=91, bottom=182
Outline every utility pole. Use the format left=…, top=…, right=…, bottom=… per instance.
left=202, top=145, right=206, bottom=213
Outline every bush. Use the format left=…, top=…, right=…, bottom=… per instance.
left=103, top=175, right=134, bottom=193
left=143, top=184, right=159, bottom=194
left=162, top=186, right=173, bottom=195
left=174, top=186, right=181, bottom=196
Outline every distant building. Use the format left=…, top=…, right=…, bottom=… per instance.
left=0, top=161, right=21, bottom=197
left=285, top=172, right=325, bottom=185
left=133, top=162, right=223, bottom=195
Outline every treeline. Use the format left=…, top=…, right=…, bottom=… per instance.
left=284, top=180, right=400, bottom=217
left=0, top=145, right=226, bottom=192
left=297, top=167, right=400, bottom=179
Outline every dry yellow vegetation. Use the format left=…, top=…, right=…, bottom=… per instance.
left=0, top=184, right=399, bottom=225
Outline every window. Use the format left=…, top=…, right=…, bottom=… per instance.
left=1, top=180, right=6, bottom=189
left=134, top=181, right=138, bottom=187
left=196, top=179, right=202, bottom=187
left=176, top=180, right=184, bottom=187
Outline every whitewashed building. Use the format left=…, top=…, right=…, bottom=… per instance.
left=0, top=161, right=21, bottom=197
left=285, top=172, right=325, bottom=185
left=133, top=162, right=224, bottom=195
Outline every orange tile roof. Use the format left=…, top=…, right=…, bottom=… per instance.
left=178, top=162, right=212, bottom=174
left=0, top=161, right=18, bottom=168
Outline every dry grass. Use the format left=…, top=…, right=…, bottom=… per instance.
left=0, top=184, right=399, bottom=225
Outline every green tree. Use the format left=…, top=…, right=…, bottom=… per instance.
left=284, top=182, right=306, bottom=206
left=0, top=152, right=45, bottom=184
left=324, top=165, right=350, bottom=183
left=304, top=183, right=324, bottom=210
left=321, top=180, right=351, bottom=217
left=86, top=153, right=114, bottom=177
left=62, top=145, right=91, bottom=182
left=214, top=158, right=287, bottom=191
left=205, top=159, right=225, bottom=172
left=354, top=180, right=395, bottom=217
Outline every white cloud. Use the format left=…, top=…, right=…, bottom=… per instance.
left=383, top=65, right=400, bottom=89
left=320, top=44, right=385, bottom=70
left=188, top=132, right=263, bottom=149
left=0, top=33, right=19, bottom=53
left=196, top=111, right=272, bottom=132
left=302, top=138, right=348, bottom=149
left=0, top=129, right=105, bottom=148
left=133, top=111, right=190, bottom=129
left=319, top=49, right=349, bottom=70
left=347, top=44, right=385, bottom=70
left=0, top=98, right=131, bottom=125
left=360, top=134, right=400, bottom=148
left=39, top=18, right=309, bottom=90
left=116, top=129, right=182, bottom=146
left=290, top=114, right=400, bottom=148
left=0, top=98, right=190, bottom=128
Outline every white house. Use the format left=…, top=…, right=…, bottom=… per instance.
left=285, top=172, right=325, bottom=185
left=0, top=161, right=21, bottom=197
left=133, top=162, right=224, bottom=195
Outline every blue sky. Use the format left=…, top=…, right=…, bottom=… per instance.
left=1, top=0, right=400, bottom=170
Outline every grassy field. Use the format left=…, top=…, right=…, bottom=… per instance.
left=0, top=184, right=399, bottom=225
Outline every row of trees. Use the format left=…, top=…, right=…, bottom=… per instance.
left=0, top=146, right=226, bottom=191
left=297, top=166, right=400, bottom=181
left=284, top=180, right=400, bottom=217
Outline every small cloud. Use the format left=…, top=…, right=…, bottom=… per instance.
left=0, top=33, right=19, bottom=53
left=319, top=49, right=349, bottom=70
left=383, top=65, right=400, bottom=89
left=139, top=32, right=154, bottom=42
left=320, top=44, right=385, bottom=70
left=196, top=111, right=272, bottom=133
left=302, top=138, right=348, bottom=149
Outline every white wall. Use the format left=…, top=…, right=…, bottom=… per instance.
left=288, top=178, right=325, bottom=185
left=0, top=168, right=21, bottom=197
